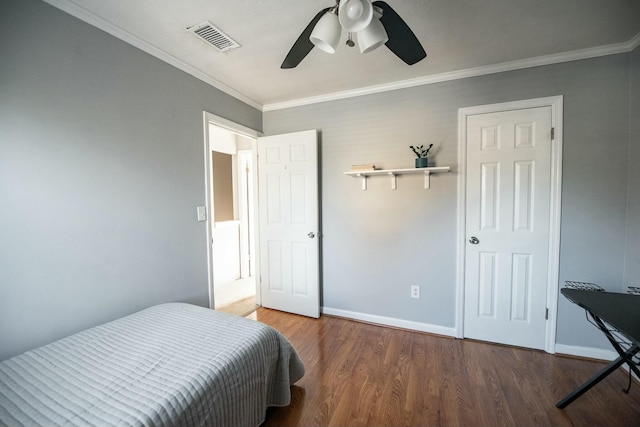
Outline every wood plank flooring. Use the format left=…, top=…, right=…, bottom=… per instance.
left=249, top=308, right=640, bottom=427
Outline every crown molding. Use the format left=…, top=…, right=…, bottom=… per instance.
left=263, top=31, right=640, bottom=112
left=38, top=0, right=640, bottom=114
left=42, top=0, right=262, bottom=111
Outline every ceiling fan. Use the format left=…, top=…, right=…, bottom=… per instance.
left=281, top=0, right=426, bottom=69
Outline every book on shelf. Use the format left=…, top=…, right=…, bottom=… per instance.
left=350, top=164, right=376, bottom=172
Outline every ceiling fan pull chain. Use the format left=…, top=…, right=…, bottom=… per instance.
left=346, top=32, right=355, bottom=47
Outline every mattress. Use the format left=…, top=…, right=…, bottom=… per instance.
left=0, top=303, right=304, bottom=427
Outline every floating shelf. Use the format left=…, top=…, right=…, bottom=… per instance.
left=344, top=166, right=450, bottom=190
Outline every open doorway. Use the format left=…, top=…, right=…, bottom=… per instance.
left=205, top=116, right=260, bottom=317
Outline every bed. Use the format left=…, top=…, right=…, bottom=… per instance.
left=0, top=303, right=304, bottom=427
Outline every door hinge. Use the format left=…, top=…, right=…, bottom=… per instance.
left=551, top=127, right=555, bottom=140
left=545, top=308, right=549, bottom=320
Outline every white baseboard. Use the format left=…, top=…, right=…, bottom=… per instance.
left=555, top=343, right=617, bottom=361
left=555, top=344, right=639, bottom=382
left=318, top=309, right=631, bottom=376
left=321, top=306, right=456, bottom=337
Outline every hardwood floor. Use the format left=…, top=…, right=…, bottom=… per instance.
left=250, top=308, right=640, bottom=427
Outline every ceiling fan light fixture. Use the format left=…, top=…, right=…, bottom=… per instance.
left=357, top=6, right=388, bottom=54
left=338, top=0, right=373, bottom=33
left=281, top=1, right=426, bottom=68
left=309, top=9, right=342, bottom=54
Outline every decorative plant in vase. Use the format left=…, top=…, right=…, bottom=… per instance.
left=410, top=144, right=433, bottom=168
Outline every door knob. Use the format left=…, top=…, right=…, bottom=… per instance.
left=469, top=236, right=479, bottom=244
left=307, top=232, right=315, bottom=239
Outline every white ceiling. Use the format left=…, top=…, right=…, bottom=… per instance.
left=45, top=0, right=640, bottom=110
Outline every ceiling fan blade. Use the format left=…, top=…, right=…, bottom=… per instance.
left=373, top=1, right=426, bottom=65
left=281, top=7, right=331, bottom=69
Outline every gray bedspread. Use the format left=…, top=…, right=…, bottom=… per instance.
left=0, top=303, right=304, bottom=427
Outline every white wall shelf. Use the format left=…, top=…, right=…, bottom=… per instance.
left=344, top=166, right=450, bottom=190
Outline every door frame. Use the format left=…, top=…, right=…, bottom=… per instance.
left=455, top=96, right=563, bottom=353
left=203, top=111, right=263, bottom=309
left=237, top=149, right=255, bottom=279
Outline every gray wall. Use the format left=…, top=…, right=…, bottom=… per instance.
left=624, top=47, right=640, bottom=288
left=0, top=0, right=261, bottom=360
left=1, top=0, right=636, bottom=361
left=264, top=52, right=635, bottom=350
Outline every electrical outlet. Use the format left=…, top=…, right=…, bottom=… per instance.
left=411, top=285, right=420, bottom=299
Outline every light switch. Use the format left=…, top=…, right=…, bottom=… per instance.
left=196, top=206, right=207, bottom=222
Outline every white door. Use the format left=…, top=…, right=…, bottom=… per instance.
left=258, top=130, right=320, bottom=318
left=464, top=106, right=552, bottom=350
